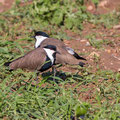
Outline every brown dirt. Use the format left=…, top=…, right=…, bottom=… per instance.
left=0, top=0, right=14, bottom=13
left=1, top=0, right=120, bottom=14
left=0, top=0, right=32, bottom=13
left=96, top=0, right=120, bottom=14
left=85, top=0, right=120, bottom=14
left=63, top=22, right=120, bottom=72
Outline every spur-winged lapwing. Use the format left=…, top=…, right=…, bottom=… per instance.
left=4, top=45, right=59, bottom=79
left=32, top=31, right=86, bottom=66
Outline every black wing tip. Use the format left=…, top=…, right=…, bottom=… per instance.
left=4, top=62, right=11, bottom=66
left=4, top=62, right=14, bottom=71
left=79, top=62, right=85, bottom=67
left=9, top=69, right=13, bottom=72
left=74, top=53, right=87, bottom=61
left=78, top=56, right=87, bottom=61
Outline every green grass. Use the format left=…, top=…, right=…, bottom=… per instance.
left=85, top=33, right=114, bottom=49
left=0, top=1, right=120, bottom=119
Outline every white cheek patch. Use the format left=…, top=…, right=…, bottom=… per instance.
left=35, top=36, right=47, bottom=48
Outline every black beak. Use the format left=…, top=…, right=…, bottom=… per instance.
left=31, top=36, right=35, bottom=38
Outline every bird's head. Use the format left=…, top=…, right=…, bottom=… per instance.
left=31, top=31, right=49, bottom=39
left=31, top=31, right=49, bottom=48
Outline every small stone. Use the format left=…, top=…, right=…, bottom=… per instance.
left=98, top=0, right=108, bottom=7
left=118, top=69, right=120, bottom=72
left=87, top=5, right=94, bottom=11
left=86, top=42, right=90, bottom=46
left=105, top=49, right=111, bottom=53
left=89, top=52, right=100, bottom=58
left=83, top=49, right=85, bottom=51
left=96, top=88, right=100, bottom=92
left=80, top=39, right=87, bottom=42
left=110, top=63, right=113, bottom=65
left=113, top=25, right=120, bottom=29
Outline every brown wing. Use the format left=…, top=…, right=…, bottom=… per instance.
left=40, top=38, right=81, bottom=65
left=41, top=38, right=66, bottom=47
left=9, top=47, right=46, bottom=71
left=55, top=47, right=80, bottom=65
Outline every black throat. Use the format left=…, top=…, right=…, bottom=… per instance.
left=39, top=53, right=56, bottom=72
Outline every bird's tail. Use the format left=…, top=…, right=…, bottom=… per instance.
left=4, top=62, right=13, bottom=71
left=79, top=62, right=85, bottom=67
left=4, top=62, right=11, bottom=66
left=66, top=47, right=86, bottom=61
left=74, top=52, right=86, bottom=60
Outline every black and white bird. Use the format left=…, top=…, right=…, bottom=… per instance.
left=32, top=31, right=86, bottom=66
left=4, top=45, right=59, bottom=79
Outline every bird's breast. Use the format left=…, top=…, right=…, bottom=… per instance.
left=39, top=56, right=53, bottom=72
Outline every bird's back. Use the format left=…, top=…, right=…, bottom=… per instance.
left=41, top=38, right=65, bottom=47
left=9, top=48, right=46, bottom=71
left=39, top=38, right=81, bottom=65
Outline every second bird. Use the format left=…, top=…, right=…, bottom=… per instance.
left=32, top=31, right=86, bottom=67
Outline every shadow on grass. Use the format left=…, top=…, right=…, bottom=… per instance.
left=11, top=70, right=83, bottom=91
left=42, top=70, right=83, bottom=83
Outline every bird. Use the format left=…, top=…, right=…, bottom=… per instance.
left=4, top=45, right=59, bottom=80
left=32, top=31, right=86, bottom=66
left=31, top=31, right=86, bottom=78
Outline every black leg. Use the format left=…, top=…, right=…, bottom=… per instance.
left=35, top=72, right=39, bottom=81
left=52, top=66, right=56, bottom=82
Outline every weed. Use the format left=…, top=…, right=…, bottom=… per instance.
left=90, top=12, right=120, bottom=28
left=29, top=0, right=89, bottom=30
left=86, top=33, right=114, bottom=49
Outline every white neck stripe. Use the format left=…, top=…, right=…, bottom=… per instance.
left=43, top=48, right=55, bottom=64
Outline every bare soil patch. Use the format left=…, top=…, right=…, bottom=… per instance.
left=0, top=0, right=14, bottom=13
left=0, top=0, right=32, bottom=13
left=63, top=23, right=120, bottom=72
left=85, top=0, right=120, bottom=14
